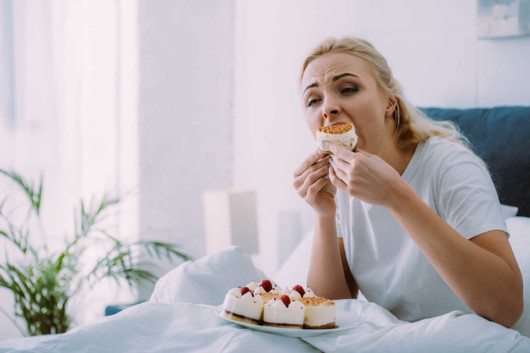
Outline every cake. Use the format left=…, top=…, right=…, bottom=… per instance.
left=299, top=297, right=336, bottom=329
left=316, top=122, right=358, bottom=153
left=259, top=292, right=280, bottom=303
left=221, top=280, right=337, bottom=330
left=281, top=285, right=317, bottom=301
left=263, top=295, right=305, bottom=329
left=222, top=286, right=263, bottom=325
left=245, top=281, right=259, bottom=292
left=253, top=279, right=281, bottom=295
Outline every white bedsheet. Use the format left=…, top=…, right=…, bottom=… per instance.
left=0, top=246, right=529, bottom=353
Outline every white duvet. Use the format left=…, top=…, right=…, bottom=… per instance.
left=1, top=245, right=529, bottom=353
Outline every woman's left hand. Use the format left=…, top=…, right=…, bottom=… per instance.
left=325, top=142, right=404, bottom=207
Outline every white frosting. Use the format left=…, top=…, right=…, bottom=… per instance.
left=270, top=285, right=282, bottom=294
left=254, top=283, right=282, bottom=294
left=280, top=287, right=291, bottom=296
left=316, top=126, right=358, bottom=153
left=264, top=298, right=305, bottom=325
left=222, top=288, right=263, bottom=321
left=254, top=286, right=266, bottom=294
left=289, top=290, right=302, bottom=301
left=228, top=287, right=241, bottom=297
left=246, top=282, right=259, bottom=292
left=304, top=304, right=335, bottom=327
left=304, top=287, right=317, bottom=298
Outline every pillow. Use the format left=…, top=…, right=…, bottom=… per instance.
left=501, top=204, right=519, bottom=219
left=506, top=216, right=530, bottom=337
left=274, top=231, right=312, bottom=288
left=274, top=231, right=368, bottom=301
left=149, top=246, right=265, bottom=305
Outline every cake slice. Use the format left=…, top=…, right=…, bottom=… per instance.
left=222, top=287, right=263, bottom=325
left=281, top=285, right=317, bottom=301
left=316, top=122, right=358, bottom=153
left=299, top=297, right=336, bottom=329
left=258, top=292, right=280, bottom=304
left=263, top=295, right=305, bottom=329
left=253, top=279, right=282, bottom=295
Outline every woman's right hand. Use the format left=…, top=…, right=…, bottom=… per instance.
left=293, top=150, right=337, bottom=216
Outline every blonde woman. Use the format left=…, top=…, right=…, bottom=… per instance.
left=293, top=37, right=523, bottom=327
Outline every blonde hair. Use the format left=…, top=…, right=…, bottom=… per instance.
left=300, top=37, right=470, bottom=149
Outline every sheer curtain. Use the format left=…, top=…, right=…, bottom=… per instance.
left=0, top=0, right=139, bottom=340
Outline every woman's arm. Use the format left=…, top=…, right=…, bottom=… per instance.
left=292, top=150, right=356, bottom=300
left=387, top=183, right=523, bottom=327
left=307, top=215, right=356, bottom=299
left=327, top=143, right=523, bottom=327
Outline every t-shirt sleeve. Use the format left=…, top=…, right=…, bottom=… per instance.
left=435, top=149, right=507, bottom=240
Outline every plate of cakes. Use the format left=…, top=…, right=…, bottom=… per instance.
left=217, top=279, right=357, bottom=337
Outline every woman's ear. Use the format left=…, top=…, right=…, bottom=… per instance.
left=386, top=96, right=398, bottom=117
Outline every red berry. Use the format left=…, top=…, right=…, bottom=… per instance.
left=241, top=286, right=253, bottom=297
left=260, top=280, right=272, bottom=292
left=293, top=285, right=305, bottom=297
left=280, top=295, right=290, bottom=307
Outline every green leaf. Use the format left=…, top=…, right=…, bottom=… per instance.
left=53, top=253, right=66, bottom=271
left=0, top=169, right=42, bottom=216
left=139, top=241, right=192, bottom=262
left=36, top=175, right=43, bottom=214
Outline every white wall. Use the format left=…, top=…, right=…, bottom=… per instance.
left=233, top=0, right=530, bottom=276
left=136, top=0, right=234, bottom=296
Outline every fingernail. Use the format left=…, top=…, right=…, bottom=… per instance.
left=323, top=175, right=330, bottom=180
left=317, top=149, right=324, bottom=155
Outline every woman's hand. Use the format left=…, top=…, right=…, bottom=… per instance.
left=293, top=150, right=336, bottom=216
left=325, top=142, right=404, bottom=207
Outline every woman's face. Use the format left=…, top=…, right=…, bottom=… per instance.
left=301, top=52, right=395, bottom=155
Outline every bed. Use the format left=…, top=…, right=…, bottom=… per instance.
left=0, top=106, right=529, bottom=353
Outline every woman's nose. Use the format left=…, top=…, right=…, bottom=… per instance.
left=322, top=97, right=340, bottom=119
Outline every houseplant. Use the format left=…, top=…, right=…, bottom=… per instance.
left=0, top=169, right=191, bottom=336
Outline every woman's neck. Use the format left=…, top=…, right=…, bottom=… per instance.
left=380, top=139, right=418, bottom=176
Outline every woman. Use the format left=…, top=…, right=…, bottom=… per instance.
left=293, top=37, right=523, bottom=327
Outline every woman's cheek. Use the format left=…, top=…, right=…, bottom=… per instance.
left=306, top=117, right=319, bottom=139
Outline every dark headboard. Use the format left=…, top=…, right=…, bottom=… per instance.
left=420, top=106, right=530, bottom=217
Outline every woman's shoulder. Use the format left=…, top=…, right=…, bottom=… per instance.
left=407, top=136, right=488, bottom=184
left=423, top=136, right=469, bottom=154
left=420, top=136, right=481, bottom=166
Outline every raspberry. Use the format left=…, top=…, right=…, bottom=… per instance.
left=260, top=279, right=272, bottom=292
left=293, top=285, right=305, bottom=297
left=241, top=286, right=253, bottom=297
left=280, top=295, right=290, bottom=307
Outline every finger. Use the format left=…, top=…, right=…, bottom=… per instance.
left=293, top=156, right=330, bottom=189
left=354, top=148, right=372, bottom=157
left=329, top=165, right=348, bottom=192
left=305, top=178, right=331, bottom=204
left=298, top=164, right=330, bottom=198
left=294, top=150, right=328, bottom=177
left=331, top=163, right=349, bottom=183
left=330, top=155, right=351, bottom=175
left=324, top=142, right=356, bottom=163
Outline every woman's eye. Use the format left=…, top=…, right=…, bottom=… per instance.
left=341, top=87, right=358, bottom=95
left=307, top=99, right=320, bottom=107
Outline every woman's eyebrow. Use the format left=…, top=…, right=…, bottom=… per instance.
left=332, top=73, right=359, bottom=81
left=303, top=72, right=359, bottom=93
left=303, top=82, right=318, bottom=93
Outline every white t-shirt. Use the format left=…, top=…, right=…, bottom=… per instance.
left=336, top=136, right=507, bottom=322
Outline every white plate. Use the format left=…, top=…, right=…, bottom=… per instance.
left=216, top=307, right=357, bottom=337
